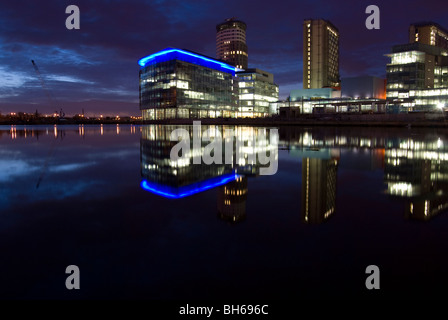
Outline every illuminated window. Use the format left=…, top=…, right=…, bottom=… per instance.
left=389, top=51, right=425, bottom=65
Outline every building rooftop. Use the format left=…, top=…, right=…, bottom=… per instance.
left=138, top=48, right=237, bottom=74
left=216, top=18, right=247, bottom=31
left=236, top=68, right=272, bottom=76
left=303, top=18, right=339, bottom=32
left=388, top=42, right=448, bottom=56
left=410, top=21, right=448, bottom=35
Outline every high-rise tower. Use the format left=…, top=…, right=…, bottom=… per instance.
left=303, top=19, right=340, bottom=89
left=216, top=18, right=248, bottom=69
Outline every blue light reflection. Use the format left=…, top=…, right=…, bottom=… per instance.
left=141, top=172, right=240, bottom=199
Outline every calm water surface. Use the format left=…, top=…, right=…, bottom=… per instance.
left=1, top=124, right=448, bottom=299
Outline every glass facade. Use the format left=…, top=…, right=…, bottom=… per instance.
left=139, top=49, right=238, bottom=120
left=386, top=51, right=427, bottom=93
left=237, top=69, right=279, bottom=117
left=386, top=43, right=448, bottom=111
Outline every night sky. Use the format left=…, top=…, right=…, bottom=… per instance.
left=0, top=0, right=447, bottom=116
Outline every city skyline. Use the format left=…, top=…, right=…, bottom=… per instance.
left=1, top=0, right=448, bottom=116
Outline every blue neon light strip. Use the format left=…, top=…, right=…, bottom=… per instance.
left=138, top=48, right=236, bottom=75
left=141, top=172, right=240, bottom=199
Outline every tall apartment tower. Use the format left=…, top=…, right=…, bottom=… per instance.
left=216, top=18, right=248, bottom=69
left=303, top=19, right=340, bottom=89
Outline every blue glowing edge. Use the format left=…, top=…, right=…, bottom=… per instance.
left=138, top=48, right=236, bottom=73
left=141, top=172, right=240, bottom=199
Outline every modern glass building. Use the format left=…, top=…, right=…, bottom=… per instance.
left=386, top=42, right=448, bottom=111
left=236, top=68, right=279, bottom=117
left=139, top=48, right=239, bottom=120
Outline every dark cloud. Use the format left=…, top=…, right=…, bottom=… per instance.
left=1, top=0, right=447, bottom=115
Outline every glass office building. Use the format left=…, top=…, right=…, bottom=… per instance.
left=386, top=42, right=448, bottom=111
left=236, top=68, right=279, bottom=117
left=139, top=48, right=239, bottom=120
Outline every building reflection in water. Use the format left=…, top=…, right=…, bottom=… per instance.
left=140, top=124, right=448, bottom=223
left=279, top=126, right=448, bottom=221
left=140, top=125, right=234, bottom=198
left=140, top=125, right=277, bottom=223
left=286, top=146, right=339, bottom=224
left=384, top=137, right=448, bottom=220
left=302, top=155, right=339, bottom=224
left=217, top=176, right=248, bottom=224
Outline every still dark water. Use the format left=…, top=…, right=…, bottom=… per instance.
left=1, top=124, right=448, bottom=300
